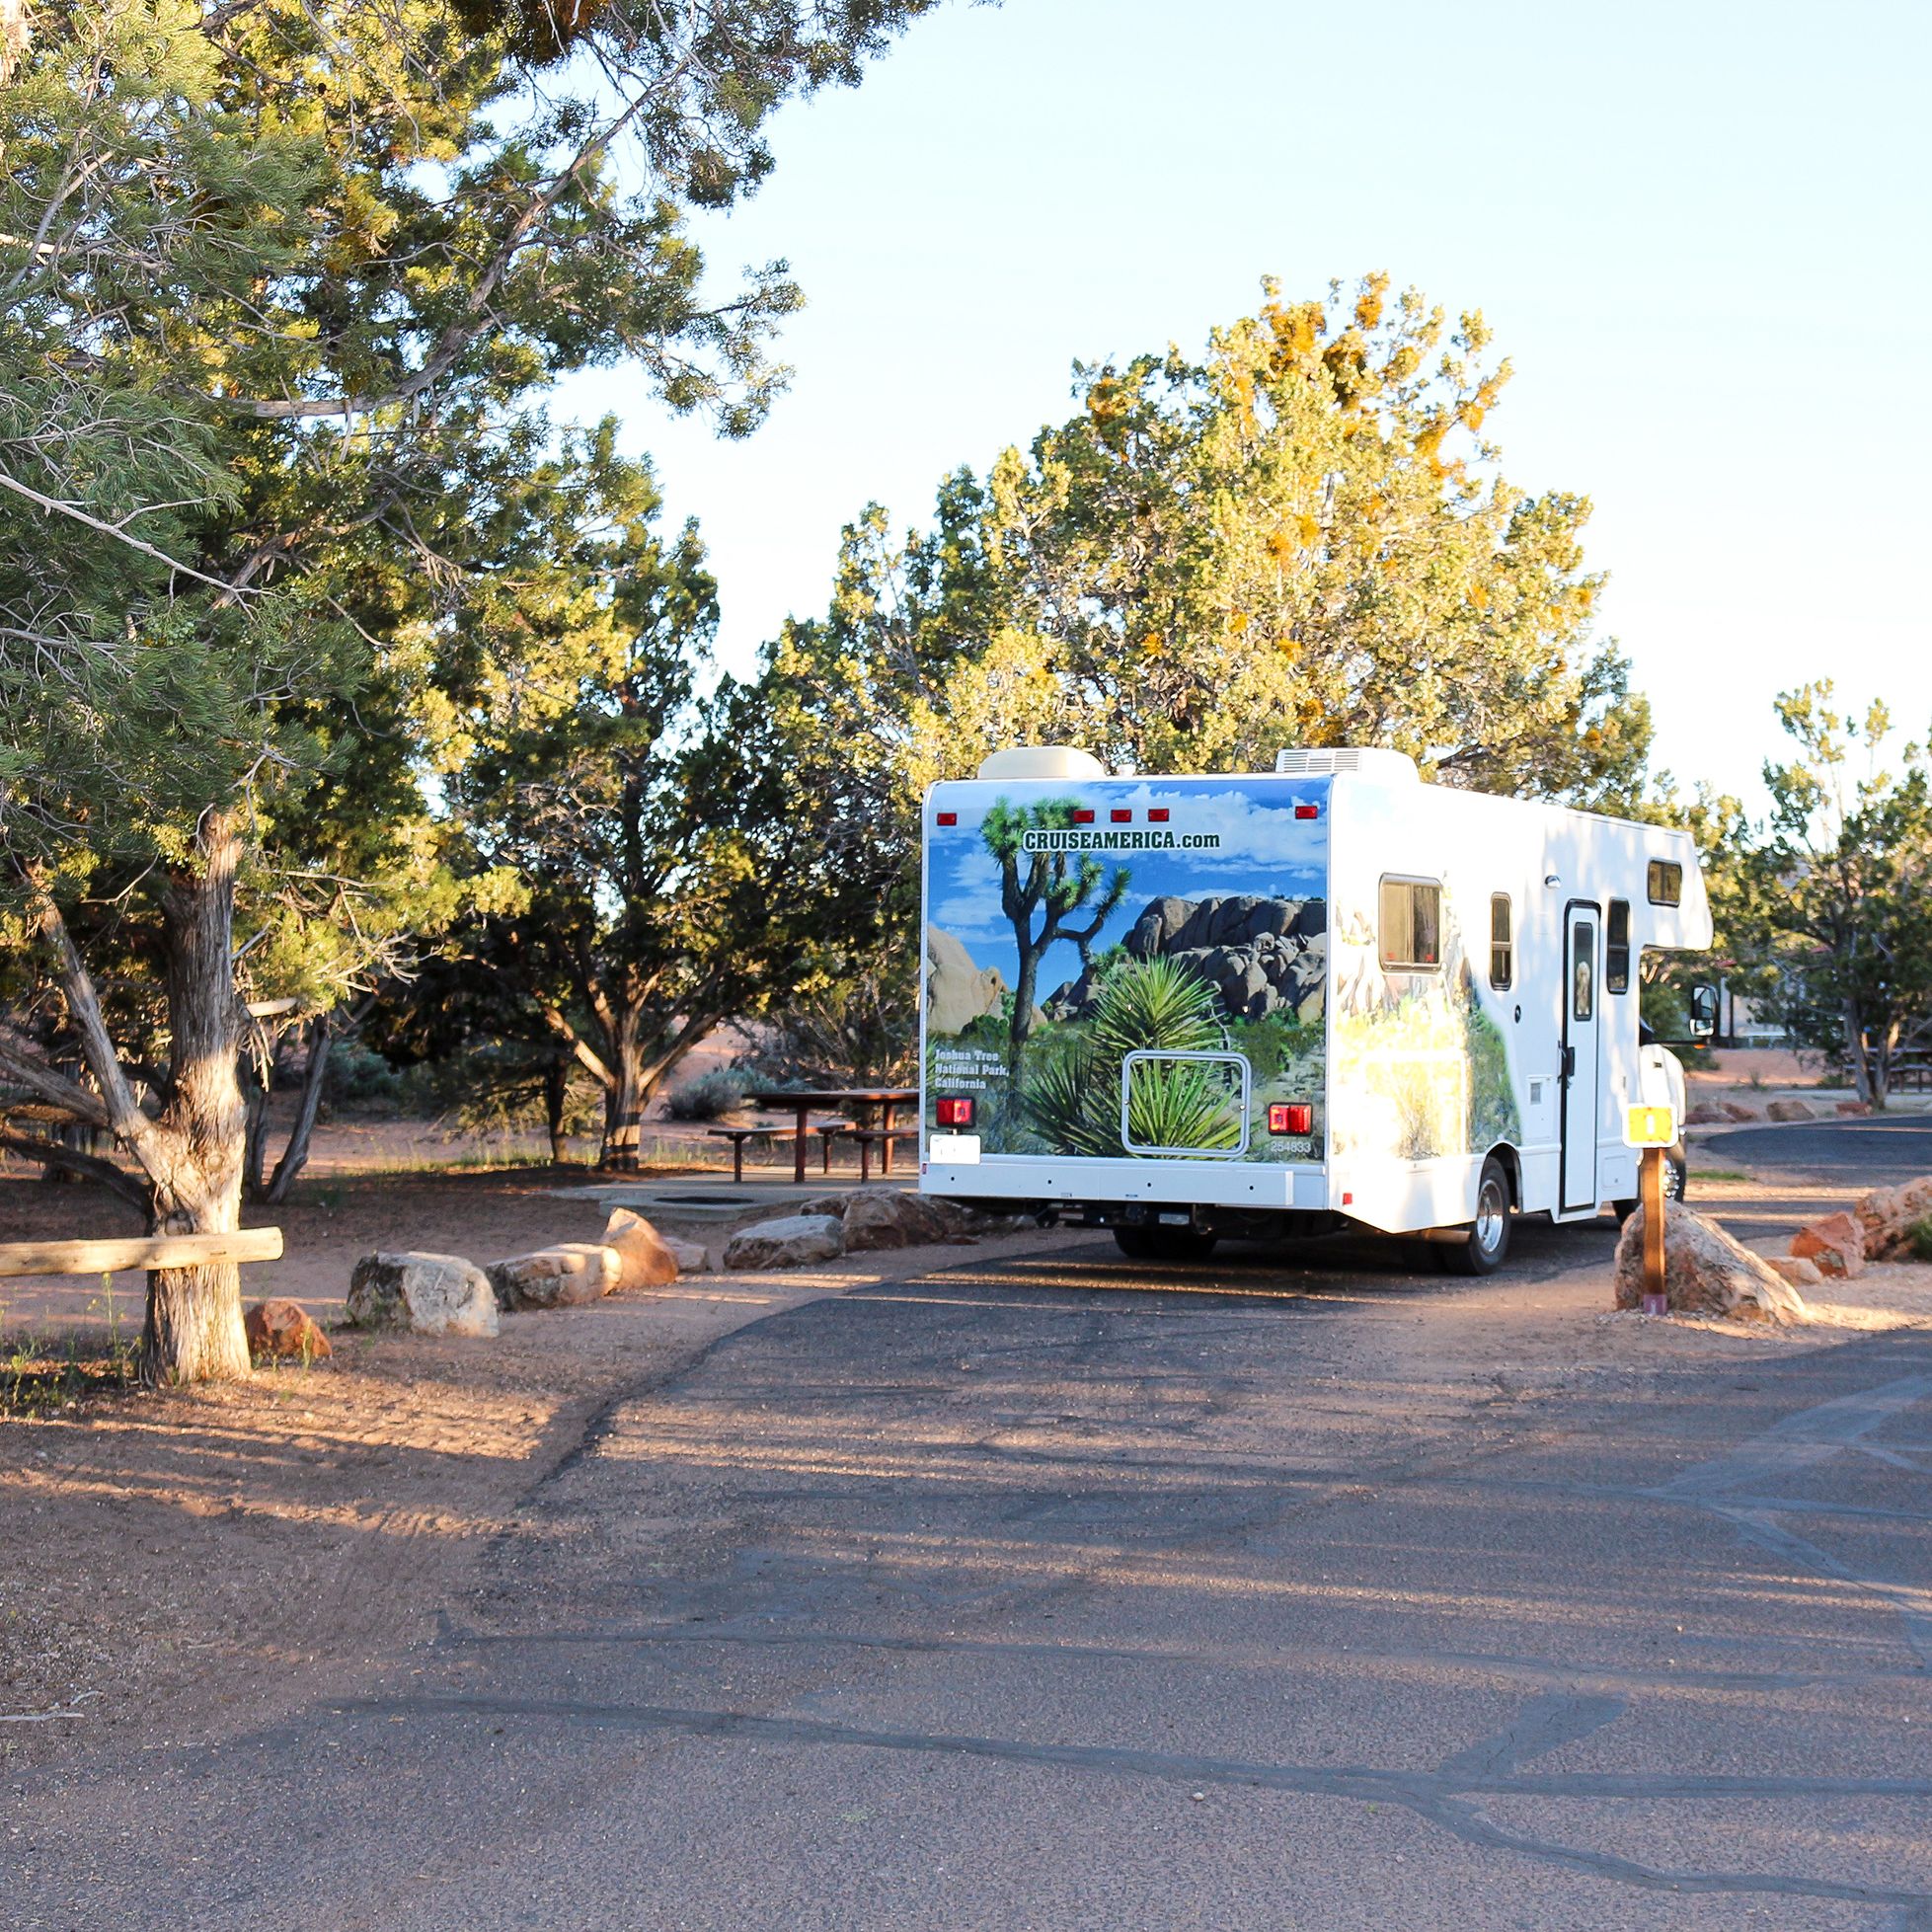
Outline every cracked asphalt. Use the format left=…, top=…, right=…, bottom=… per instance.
left=13, top=1211, right=1932, bottom=1930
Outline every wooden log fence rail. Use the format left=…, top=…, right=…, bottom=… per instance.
left=0, top=1228, right=283, bottom=1280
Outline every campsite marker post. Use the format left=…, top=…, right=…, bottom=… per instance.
left=1624, top=1104, right=1678, bottom=1316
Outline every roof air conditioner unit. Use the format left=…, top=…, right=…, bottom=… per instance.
left=975, top=746, right=1108, bottom=781
left=1274, top=747, right=1421, bottom=784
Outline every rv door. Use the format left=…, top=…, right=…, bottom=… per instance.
left=1561, top=904, right=1601, bottom=1213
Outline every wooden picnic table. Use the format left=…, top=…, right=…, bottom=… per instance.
left=744, top=1087, right=919, bottom=1186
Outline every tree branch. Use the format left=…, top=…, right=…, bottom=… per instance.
left=214, top=90, right=655, bottom=424
left=27, top=887, right=186, bottom=1193
left=538, top=1003, right=613, bottom=1090
left=0, top=1036, right=111, bottom=1127
left=0, top=1130, right=150, bottom=1211
left=0, top=468, right=246, bottom=595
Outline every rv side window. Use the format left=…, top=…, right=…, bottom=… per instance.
left=1379, top=877, right=1441, bottom=969
left=1606, top=899, right=1631, bottom=994
left=1489, top=894, right=1513, bottom=990
left=1648, top=860, right=1683, bottom=906
left=1572, top=922, right=1595, bottom=1021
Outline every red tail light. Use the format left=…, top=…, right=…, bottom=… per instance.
left=1147, top=808, right=1170, bottom=822
left=935, top=1096, right=974, bottom=1128
left=1071, top=809, right=1095, bottom=824
left=1294, top=804, right=1320, bottom=820
left=1110, top=809, right=1132, bottom=823
left=936, top=811, right=958, bottom=826
left=1268, top=1102, right=1313, bottom=1135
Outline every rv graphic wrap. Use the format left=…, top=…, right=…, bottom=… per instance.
left=923, top=780, right=1328, bottom=1163
left=1328, top=904, right=1521, bottom=1163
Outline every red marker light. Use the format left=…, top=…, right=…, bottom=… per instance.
left=1268, top=1102, right=1314, bottom=1135
left=1294, top=804, right=1320, bottom=820
left=1111, top=809, right=1132, bottom=823
left=935, top=1096, right=974, bottom=1128
left=1147, top=808, right=1170, bottom=823
left=1071, top=809, right=1095, bottom=824
left=936, top=811, right=958, bottom=827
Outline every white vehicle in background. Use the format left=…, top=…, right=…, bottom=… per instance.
left=1639, top=1025, right=1690, bottom=1203
left=917, top=744, right=1715, bottom=1274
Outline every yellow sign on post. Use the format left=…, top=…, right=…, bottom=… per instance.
left=1622, top=1103, right=1678, bottom=1315
left=1624, top=1104, right=1677, bottom=1149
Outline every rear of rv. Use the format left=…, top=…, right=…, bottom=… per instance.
left=917, top=762, right=1334, bottom=1225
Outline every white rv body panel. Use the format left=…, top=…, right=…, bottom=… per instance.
left=917, top=762, right=1710, bottom=1241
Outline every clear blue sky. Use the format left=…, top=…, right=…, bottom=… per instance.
left=564, top=0, right=1931, bottom=805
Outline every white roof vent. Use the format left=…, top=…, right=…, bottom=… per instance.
left=976, top=745, right=1108, bottom=781
left=1274, top=746, right=1421, bottom=783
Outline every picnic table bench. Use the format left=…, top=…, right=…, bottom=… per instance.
left=705, top=1118, right=853, bottom=1184
left=744, top=1088, right=919, bottom=1186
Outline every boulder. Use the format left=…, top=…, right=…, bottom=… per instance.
left=1790, top=1210, right=1866, bottom=1277
left=790, top=1187, right=1030, bottom=1250
left=1852, top=1176, right=1932, bottom=1261
left=601, top=1207, right=680, bottom=1289
left=1765, top=1253, right=1824, bottom=1287
left=926, top=925, right=1007, bottom=1036
left=1719, top=1101, right=1762, bottom=1122
left=1612, top=1202, right=1808, bottom=1323
left=1684, top=1102, right=1726, bottom=1125
left=348, top=1253, right=499, bottom=1338
left=666, top=1238, right=710, bottom=1275
left=722, top=1213, right=845, bottom=1271
left=1836, top=1100, right=1872, bottom=1117
left=1766, top=1098, right=1817, bottom=1122
left=486, top=1242, right=621, bottom=1310
left=244, top=1297, right=332, bottom=1361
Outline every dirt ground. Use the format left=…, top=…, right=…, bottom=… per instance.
left=4, top=1148, right=1930, bottom=1787
left=0, top=1164, right=1061, bottom=1772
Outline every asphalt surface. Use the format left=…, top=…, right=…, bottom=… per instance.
left=13, top=1216, right=1932, bottom=1930
left=1703, top=1116, right=1932, bottom=1187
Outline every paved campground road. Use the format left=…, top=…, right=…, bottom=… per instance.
left=1702, top=1114, right=1932, bottom=1187
left=13, top=1214, right=1932, bottom=1930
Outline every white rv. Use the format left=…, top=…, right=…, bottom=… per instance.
left=917, top=745, right=1714, bottom=1272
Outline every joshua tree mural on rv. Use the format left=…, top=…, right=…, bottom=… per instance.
left=981, top=798, right=1131, bottom=1068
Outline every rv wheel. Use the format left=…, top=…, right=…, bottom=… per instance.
left=1442, top=1156, right=1512, bottom=1276
left=1114, top=1226, right=1219, bottom=1263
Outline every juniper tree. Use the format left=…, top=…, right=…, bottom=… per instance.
left=0, top=0, right=947, bottom=1379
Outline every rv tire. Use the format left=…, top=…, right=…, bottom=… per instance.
left=1114, top=1226, right=1219, bottom=1264
left=1442, top=1155, right=1512, bottom=1275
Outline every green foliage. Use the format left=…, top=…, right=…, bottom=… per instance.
left=1720, top=684, right=1932, bottom=1107
left=734, top=965, right=918, bottom=1087
left=766, top=274, right=1655, bottom=1018
left=323, top=1043, right=404, bottom=1113
left=1908, top=1218, right=1932, bottom=1265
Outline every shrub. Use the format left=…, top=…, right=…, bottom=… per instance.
left=663, top=1068, right=748, bottom=1121
left=1907, top=1217, right=1932, bottom=1264
left=324, top=1043, right=403, bottom=1111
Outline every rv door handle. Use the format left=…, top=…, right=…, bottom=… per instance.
left=1560, top=1045, right=1577, bottom=1081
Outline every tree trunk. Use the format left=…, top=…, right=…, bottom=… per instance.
left=242, top=1057, right=271, bottom=1199
left=599, top=1008, right=648, bottom=1171
left=545, top=1056, right=569, bottom=1165
left=264, top=1018, right=331, bottom=1203
left=1843, top=1002, right=1878, bottom=1112
left=144, top=815, right=252, bottom=1384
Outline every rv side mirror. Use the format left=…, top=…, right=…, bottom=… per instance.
left=1686, top=984, right=1717, bottom=1040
